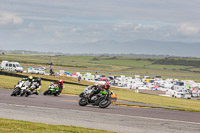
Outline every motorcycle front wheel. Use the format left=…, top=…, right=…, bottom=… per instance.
left=53, top=92, right=60, bottom=96
left=79, top=97, right=88, bottom=106
left=43, top=90, right=50, bottom=95
left=79, top=92, right=84, bottom=97
left=20, top=90, right=26, bottom=96
left=11, top=88, right=20, bottom=96
left=99, top=99, right=111, bottom=108
left=25, top=91, right=30, bottom=97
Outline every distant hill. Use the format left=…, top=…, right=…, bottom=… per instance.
left=75, top=39, right=200, bottom=57
left=0, top=49, right=198, bottom=58
left=46, top=39, right=199, bottom=57
left=1, top=39, right=200, bottom=57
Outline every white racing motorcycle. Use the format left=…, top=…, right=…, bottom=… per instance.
left=20, top=83, right=39, bottom=97
left=11, top=81, right=29, bottom=96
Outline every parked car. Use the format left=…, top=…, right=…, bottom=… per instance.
left=28, top=67, right=45, bottom=75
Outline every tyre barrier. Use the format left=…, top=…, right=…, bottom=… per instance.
left=0, top=71, right=88, bottom=86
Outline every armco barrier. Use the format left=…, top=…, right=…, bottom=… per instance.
left=0, top=71, right=88, bottom=87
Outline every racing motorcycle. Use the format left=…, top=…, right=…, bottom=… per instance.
left=79, top=87, right=112, bottom=108
left=11, top=81, right=29, bottom=96
left=43, top=83, right=60, bottom=96
left=21, top=83, right=38, bottom=97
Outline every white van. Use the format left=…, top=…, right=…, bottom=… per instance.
left=1, top=61, right=23, bottom=72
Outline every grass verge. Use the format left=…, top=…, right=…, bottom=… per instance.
left=0, top=74, right=86, bottom=95
left=0, top=118, right=115, bottom=133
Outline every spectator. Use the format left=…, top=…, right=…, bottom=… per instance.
left=78, top=76, right=81, bottom=83
left=50, top=68, right=54, bottom=76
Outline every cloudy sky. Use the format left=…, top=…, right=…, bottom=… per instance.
left=0, top=0, right=200, bottom=55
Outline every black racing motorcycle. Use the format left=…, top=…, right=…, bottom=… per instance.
left=79, top=88, right=111, bottom=108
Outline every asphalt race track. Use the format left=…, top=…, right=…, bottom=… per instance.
left=0, top=89, right=200, bottom=133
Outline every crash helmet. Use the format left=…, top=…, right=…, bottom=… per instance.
left=37, top=77, right=41, bottom=82
left=104, top=82, right=110, bottom=90
left=58, top=79, right=63, bottom=84
left=28, top=76, right=33, bottom=80
left=94, top=82, right=99, bottom=87
left=92, top=83, right=98, bottom=90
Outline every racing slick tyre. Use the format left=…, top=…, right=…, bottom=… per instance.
left=20, top=90, right=26, bottom=96
left=53, top=93, right=58, bottom=96
left=20, top=92, right=25, bottom=96
left=43, top=90, right=50, bottom=95
left=79, top=92, right=84, bottom=97
left=79, top=97, right=88, bottom=106
left=99, top=99, right=111, bottom=108
left=11, top=88, right=20, bottom=96
left=25, top=91, right=30, bottom=97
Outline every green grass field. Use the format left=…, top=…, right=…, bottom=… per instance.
left=0, top=118, right=114, bottom=133
left=1, top=54, right=200, bottom=79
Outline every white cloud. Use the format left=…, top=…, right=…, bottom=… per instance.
left=85, top=38, right=99, bottom=43
left=0, top=11, right=23, bottom=25
left=134, top=24, right=158, bottom=30
left=71, top=28, right=79, bottom=32
left=178, top=23, right=200, bottom=35
left=28, top=23, right=35, bottom=28
left=55, top=31, right=63, bottom=37
left=114, top=23, right=159, bottom=31
left=24, top=16, right=56, bottom=21
left=113, top=23, right=136, bottom=31
left=164, top=33, right=170, bottom=38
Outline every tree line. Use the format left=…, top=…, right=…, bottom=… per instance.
left=153, top=58, right=200, bottom=67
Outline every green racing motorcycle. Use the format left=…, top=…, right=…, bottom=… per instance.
left=43, top=83, right=61, bottom=96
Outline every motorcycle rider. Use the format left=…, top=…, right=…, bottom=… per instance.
left=88, top=82, right=111, bottom=100
left=21, top=75, right=34, bottom=88
left=87, top=83, right=102, bottom=100
left=54, top=79, right=63, bottom=93
left=20, top=76, right=41, bottom=95
left=50, top=68, right=54, bottom=76
left=32, top=77, right=42, bottom=95
left=102, top=82, right=111, bottom=91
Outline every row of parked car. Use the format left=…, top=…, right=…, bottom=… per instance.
left=27, top=67, right=46, bottom=75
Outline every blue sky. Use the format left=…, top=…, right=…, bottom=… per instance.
left=0, top=0, right=200, bottom=54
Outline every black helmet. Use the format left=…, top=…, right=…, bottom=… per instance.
left=37, top=77, right=41, bottom=82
